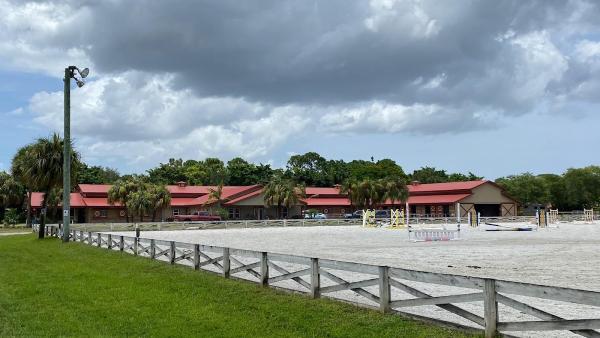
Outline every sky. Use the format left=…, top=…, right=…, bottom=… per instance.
left=1, top=0, right=599, bottom=179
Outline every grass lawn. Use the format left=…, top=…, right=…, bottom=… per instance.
left=0, top=235, right=480, bottom=337
left=0, top=226, right=30, bottom=233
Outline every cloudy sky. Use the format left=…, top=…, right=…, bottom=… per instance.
left=1, top=0, right=599, bottom=179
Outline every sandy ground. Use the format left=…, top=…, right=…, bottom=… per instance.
left=106, top=222, right=600, bottom=337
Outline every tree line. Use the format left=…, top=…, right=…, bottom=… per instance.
left=1, top=136, right=599, bottom=228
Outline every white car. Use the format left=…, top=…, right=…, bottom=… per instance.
left=304, top=212, right=327, bottom=219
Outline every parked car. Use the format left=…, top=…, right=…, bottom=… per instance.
left=344, top=210, right=363, bottom=219
left=345, top=210, right=390, bottom=219
left=172, top=211, right=221, bottom=222
left=305, top=212, right=327, bottom=219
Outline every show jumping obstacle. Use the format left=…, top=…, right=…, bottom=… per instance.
left=389, top=209, right=405, bottom=229
left=583, top=209, right=594, bottom=223
left=548, top=209, right=559, bottom=224
left=362, top=209, right=377, bottom=227
left=468, top=209, right=480, bottom=228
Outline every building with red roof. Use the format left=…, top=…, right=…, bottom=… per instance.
left=30, top=180, right=516, bottom=223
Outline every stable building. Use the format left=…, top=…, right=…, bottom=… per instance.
left=30, top=180, right=516, bottom=223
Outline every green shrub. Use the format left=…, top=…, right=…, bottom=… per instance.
left=2, top=208, right=19, bottom=227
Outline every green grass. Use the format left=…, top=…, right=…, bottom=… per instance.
left=0, top=235, right=479, bottom=338
left=0, top=226, right=29, bottom=233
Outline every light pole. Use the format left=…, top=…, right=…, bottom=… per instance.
left=63, top=66, right=89, bottom=242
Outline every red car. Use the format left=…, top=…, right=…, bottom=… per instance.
left=172, top=211, right=221, bottom=222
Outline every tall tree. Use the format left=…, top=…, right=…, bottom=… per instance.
left=382, top=177, right=409, bottom=209
left=11, top=145, right=35, bottom=227
left=495, top=173, right=550, bottom=207
left=342, top=178, right=386, bottom=209
left=22, top=134, right=80, bottom=238
left=0, top=172, right=25, bottom=209
left=126, top=190, right=152, bottom=222
left=562, top=166, right=600, bottom=209
left=147, top=184, right=171, bottom=222
left=410, top=167, right=448, bottom=184
left=147, top=158, right=186, bottom=184
left=77, top=164, right=120, bottom=184
left=108, top=176, right=146, bottom=222
left=263, top=176, right=306, bottom=218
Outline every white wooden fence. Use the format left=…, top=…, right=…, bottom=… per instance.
left=56, top=225, right=600, bottom=338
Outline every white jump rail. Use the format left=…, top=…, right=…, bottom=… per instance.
left=55, top=225, right=600, bottom=338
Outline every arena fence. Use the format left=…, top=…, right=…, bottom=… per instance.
left=39, top=215, right=550, bottom=233
left=41, top=224, right=600, bottom=338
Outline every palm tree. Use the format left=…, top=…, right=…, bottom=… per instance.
left=342, top=178, right=386, bottom=210
left=340, top=178, right=360, bottom=210
left=0, top=172, right=25, bottom=210
left=206, top=182, right=224, bottom=209
left=381, top=177, right=409, bottom=209
left=280, top=180, right=305, bottom=218
left=263, top=176, right=283, bottom=218
left=108, top=177, right=145, bottom=222
left=126, top=190, right=152, bottom=222
left=264, top=176, right=305, bottom=218
left=44, top=187, right=63, bottom=222
left=11, top=145, right=35, bottom=227
left=24, top=134, right=80, bottom=238
left=147, top=184, right=171, bottom=221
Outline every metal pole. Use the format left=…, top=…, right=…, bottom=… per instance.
left=62, top=67, right=71, bottom=243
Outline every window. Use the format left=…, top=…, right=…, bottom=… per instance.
left=94, top=209, right=108, bottom=218
left=173, top=209, right=180, bottom=216
left=228, top=207, right=240, bottom=219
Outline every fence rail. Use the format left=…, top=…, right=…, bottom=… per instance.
left=51, top=225, right=600, bottom=338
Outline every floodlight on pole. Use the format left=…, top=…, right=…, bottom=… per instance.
left=62, top=65, right=89, bottom=243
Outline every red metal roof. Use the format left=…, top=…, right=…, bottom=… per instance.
left=405, top=194, right=471, bottom=205
left=303, top=197, right=350, bottom=206
left=305, top=187, right=341, bottom=196
left=224, top=189, right=263, bottom=205
left=170, top=198, right=200, bottom=206
left=194, top=185, right=262, bottom=205
left=78, top=184, right=112, bottom=194
left=83, top=198, right=121, bottom=207
left=407, top=180, right=486, bottom=194
left=31, top=192, right=87, bottom=208
left=166, top=185, right=211, bottom=195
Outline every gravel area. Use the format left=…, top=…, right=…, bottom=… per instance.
left=106, top=222, right=600, bottom=337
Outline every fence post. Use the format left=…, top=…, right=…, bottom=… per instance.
left=88, top=232, right=93, bottom=245
left=193, top=244, right=200, bottom=270
left=80, top=230, right=84, bottom=243
left=310, top=258, right=320, bottom=299
left=119, top=236, right=124, bottom=252
left=107, top=234, right=112, bottom=249
left=169, top=241, right=175, bottom=264
left=96, top=233, right=101, bottom=248
left=260, top=252, right=268, bottom=286
left=378, top=266, right=391, bottom=313
left=222, top=247, right=230, bottom=278
left=484, top=279, right=498, bottom=338
left=150, top=239, right=156, bottom=259
left=133, top=237, right=138, bottom=256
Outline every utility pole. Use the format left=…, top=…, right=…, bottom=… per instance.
left=62, top=66, right=88, bottom=243
left=62, top=67, right=71, bottom=242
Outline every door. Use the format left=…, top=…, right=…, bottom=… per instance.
left=475, top=204, right=501, bottom=217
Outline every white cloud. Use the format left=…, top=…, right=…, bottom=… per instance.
left=508, top=31, right=569, bottom=103
left=28, top=71, right=311, bottom=169
left=0, top=0, right=92, bottom=76
left=364, top=0, right=440, bottom=38
left=318, top=101, right=489, bottom=134
left=574, top=40, right=600, bottom=63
